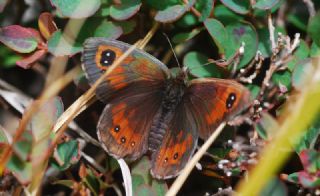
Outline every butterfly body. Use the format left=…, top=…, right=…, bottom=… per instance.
left=82, top=38, right=251, bottom=179
left=149, top=69, right=188, bottom=151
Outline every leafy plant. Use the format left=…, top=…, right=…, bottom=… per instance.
left=0, top=0, right=320, bottom=195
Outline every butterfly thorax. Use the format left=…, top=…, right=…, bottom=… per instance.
left=148, top=72, right=187, bottom=151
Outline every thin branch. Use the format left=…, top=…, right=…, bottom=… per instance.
left=268, top=12, right=276, bottom=51
left=302, top=0, right=316, bottom=17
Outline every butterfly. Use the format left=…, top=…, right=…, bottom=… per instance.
left=82, top=37, right=251, bottom=179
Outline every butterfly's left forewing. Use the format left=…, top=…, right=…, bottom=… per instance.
left=185, top=78, right=251, bottom=139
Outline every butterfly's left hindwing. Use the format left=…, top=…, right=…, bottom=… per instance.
left=151, top=100, right=199, bottom=179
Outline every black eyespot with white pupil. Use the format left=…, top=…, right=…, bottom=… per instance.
left=226, top=93, right=236, bottom=109
left=173, top=153, right=179, bottom=160
left=100, top=49, right=116, bottom=66
left=114, top=125, right=120, bottom=132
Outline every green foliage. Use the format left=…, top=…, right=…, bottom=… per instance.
left=225, top=22, right=258, bottom=68
left=260, top=177, right=287, bottom=196
left=183, top=51, right=222, bottom=78
left=308, top=11, right=320, bottom=47
left=1, top=0, right=320, bottom=195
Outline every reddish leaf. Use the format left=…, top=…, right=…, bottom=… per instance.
left=0, top=25, right=40, bottom=53
left=299, top=149, right=320, bottom=173
left=38, top=12, right=58, bottom=40
left=16, top=49, right=46, bottom=69
left=298, top=171, right=320, bottom=188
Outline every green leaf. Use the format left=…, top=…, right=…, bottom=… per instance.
left=31, top=97, right=63, bottom=141
left=307, top=11, right=320, bottom=47
left=48, top=30, right=82, bottom=56
left=183, top=51, right=222, bottom=78
left=51, top=0, right=101, bottom=18
left=287, top=13, right=308, bottom=32
left=7, top=155, right=32, bottom=185
left=132, top=174, right=145, bottom=192
left=154, top=0, right=195, bottom=23
left=145, top=0, right=179, bottom=10
left=255, top=112, right=279, bottom=140
left=257, top=27, right=272, bottom=58
left=294, top=119, right=320, bottom=153
left=176, top=13, right=199, bottom=27
left=172, top=27, right=203, bottom=44
left=246, top=84, right=260, bottom=99
left=151, top=180, right=168, bottom=196
left=131, top=156, right=151, bottom=182
left=260, top=177, right=287, bottom=196
left=310, top=42, right=320, bottom=57
left=287, top=40, right=310, bottom=71
left=83, top=168, right=101, bottom=195
left=0, top=25, right=40, bottom=53
left=0, top=125, right=8, bottom=143
left=287, top=172, right=299, bottom=183
left=110, top=0, right=141, bottom=21
left=292, top=59, right=313, bottom=91
left=31, top=97, right=63, bottom=163
left=271, top=70, right=292, bottom=91
left=225, top=22, right=258, bottom=68
left=0, top=45, right=22, bottom=68
left=135, top=184, right=158, bottom=196
left=114, top=20, right=137, bottom=35
left=195, top=0, right=214, bottom=22
left=76, top=18, right=123, bottom=43
left=53, top=179, right=74, bottom=188
left=93, top=20, right=123, bottom=39
left=220, top=0, right=250, bottom=15
left=214, top=4, right=244, bottom=25
left=12, top=130, right=33, bottom=161
left=204, top=18, right=227, bottom=54
left=52, top=140, right=80, bottom=170
left=253, top=0, right=280, bottom=10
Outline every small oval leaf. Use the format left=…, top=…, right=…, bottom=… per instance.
left=38, top=12, right=58, bottom=40
left=50, top=0, right=101, bottom=19
left=155, top=0, right=196, bottom=23
left=253, top=0, right=280, bottom=10
left=307, top=11, right=320, bottom=47
left=220, top=0, right=250, bottom=15
left=0, top=25, right=40, bottom=53
left=204, top=18, right=227, bottom=54
left=183, top=51, right=222, bottom=78
left=110, top=0, right=142, bottom=21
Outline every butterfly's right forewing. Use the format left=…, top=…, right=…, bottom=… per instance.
left=82, top=37, right=169, bottom=102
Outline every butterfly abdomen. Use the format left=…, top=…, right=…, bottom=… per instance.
left=148, top=80, right=186, bottom=151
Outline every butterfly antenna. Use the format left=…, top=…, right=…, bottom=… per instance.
left=188, top=59, right=227, bottom=71
left=163, top=33, right=182, bottom=68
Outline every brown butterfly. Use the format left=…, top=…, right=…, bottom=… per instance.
left=82, top=38, right=251, bottom=179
